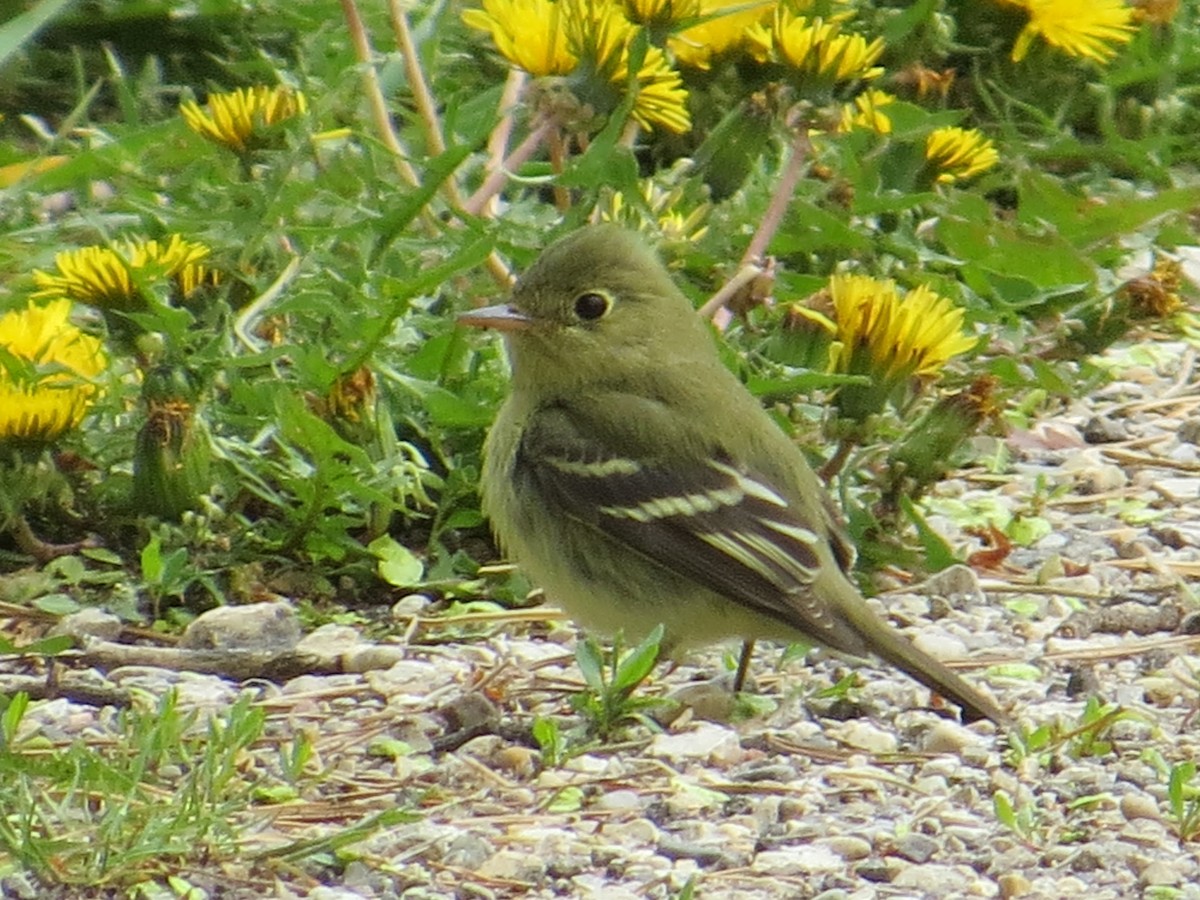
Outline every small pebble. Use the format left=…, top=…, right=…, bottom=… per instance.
left=443, top=833, right=492, bottom=870
left=1082, top=415, right=1128, bottom=443
left=921, top=565, right=986, bottom=606
left=50, top=608, right=123, bottom=642
left=997, top=872, right=1032, bottom=899
left=855, top=859, right=901, bottom=883
left=493, top=745, right=540, bottom=779
left=294, top=623, right=362, bottom=659
left=752, top=845, right=844, bottom=876
left=818, top=835, right=872, bottom=861
left=1178, top=417, right=1200, bottom=444
left=391, top=592, right=433, bottom=617
left=1139, top=860, right=1184, bottom=887
left=180, top=600, right=300, bottom=651
left=911, top=631, right=969, bottom=662
left=1119, top=791, right=1160, bottom=822
left=595, top=790, right=644, bottom=812
left=835, top=721, right=899, bottom=754
left=1077, top=463, right=1128, bottom=494
left=478, top=849, right=545, bottom=882
left=922, top=720, right=983, bottom=754
left=603, top=818, right=659, bottom=845
left=648, top=721, right=740, bottom=762
left=892, top=832, right=940, bottom=864
left=656, top=836, right=735, bottom=867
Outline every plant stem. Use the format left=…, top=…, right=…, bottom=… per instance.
left=741, top=122, right=811, bottom=267
left=463, top=118, right=555, bottom=216
left=340, top=0, right=421, bottom=189
left=697, top=263, right=764, bottom=320
left=547, top=126, right=571, bottom=212
left=699, top=121, right=810, bottom=325
left=819, top=438, right=855, bottom=484
left=388, top=3, right=445, bottom=156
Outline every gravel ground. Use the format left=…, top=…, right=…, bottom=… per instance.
left=6, top=339, right=1200, bottom=899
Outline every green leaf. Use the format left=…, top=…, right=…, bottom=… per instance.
left=1007, top=515, right=1051, bottom=546
left=81, top=547, right=123, bottom=566
left=369, top=536, right=425, bottom=587
left=0, top=0, right=78, bottom=69
left=985, top=663, right=1042, bottom=681
left=17, top=634, right=75, bottom=655
left=879, top=0, right=939, bottom=43
left=532, top=717, right=565, bottom=767
left=420, top=384, right=497, bottom=429
left=545, top=785, right=584, bottom=813
left=776, top=199, right=871, bottom=254
left=369, top=142, right=482, bottom=265
left=0, top=692, right=29, bottom=747
left=993, top=791, right=1016, bottom=829
left=1169, top=762, right=1194, bottom=820
left=744, top=371, right=869, bottom=400
left=141, top=533, right=163, bottom=583
left=32, top=593, right=80, bottom=616
left=1016, top=171, right=1200, bottom=248
left=900, top=498, right=958, bottom=571
left=612, top=624, right=663, bottom=693
left=575, top=636, right=605, bottom=692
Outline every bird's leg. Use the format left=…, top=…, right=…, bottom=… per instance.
left=733, top=639, right=756, bottom=693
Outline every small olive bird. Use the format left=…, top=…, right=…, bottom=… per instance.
left=460, top=225, right=1010, bottom=728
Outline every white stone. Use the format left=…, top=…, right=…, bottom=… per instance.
left=648, top=721, right=740, bottom=762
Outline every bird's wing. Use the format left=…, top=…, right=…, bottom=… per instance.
left=517, top=403, right=861, bottom=649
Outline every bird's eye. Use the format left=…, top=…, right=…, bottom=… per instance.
left=573, top=291, right=612, bottom=321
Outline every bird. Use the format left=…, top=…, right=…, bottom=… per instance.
left=459, top=224, right=1011, bottom=729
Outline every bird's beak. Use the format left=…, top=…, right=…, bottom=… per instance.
left=457, top=304, right=534, bottom=332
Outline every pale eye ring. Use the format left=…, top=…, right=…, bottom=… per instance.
left=573, top=291, right=611, bottom=321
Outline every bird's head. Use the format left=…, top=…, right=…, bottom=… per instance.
left=459, top=225, right=707, bottom=394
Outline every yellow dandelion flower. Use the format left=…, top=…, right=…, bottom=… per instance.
left=1010, top=0, right=1137, bottom=64
left=749, top=9, right=884, bottom=83
left=838, top=89, right=895, bottom=133
left=567, top=0, right=692, bottom=133
left=924, top=126, right=998, bottom=184
left=465, top=0, right=689, bottom=132
left=180, top=85, right=308, bottom=154
left=625, top=51, right=692, bottom=133
left=33, top=235, right=217, bottom=311
left=462, top=0, right=578, bottom=76
left=623, top=0, right=699, bottom=28
left=828, top=274, right=976, bottom=421
left=831, top=275, right=977, bottom=381
left=0, top=300, right=106, bottom=447
left=669, top=0, right=773, bottom=70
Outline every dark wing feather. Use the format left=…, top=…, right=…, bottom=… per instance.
left=516, top=407, right=856, bottom=646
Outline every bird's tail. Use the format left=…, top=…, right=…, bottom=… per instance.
left=835, top=580, right=1014, bottom=729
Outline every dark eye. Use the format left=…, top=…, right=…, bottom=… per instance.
left=573, top=291, right=611, bottom=321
